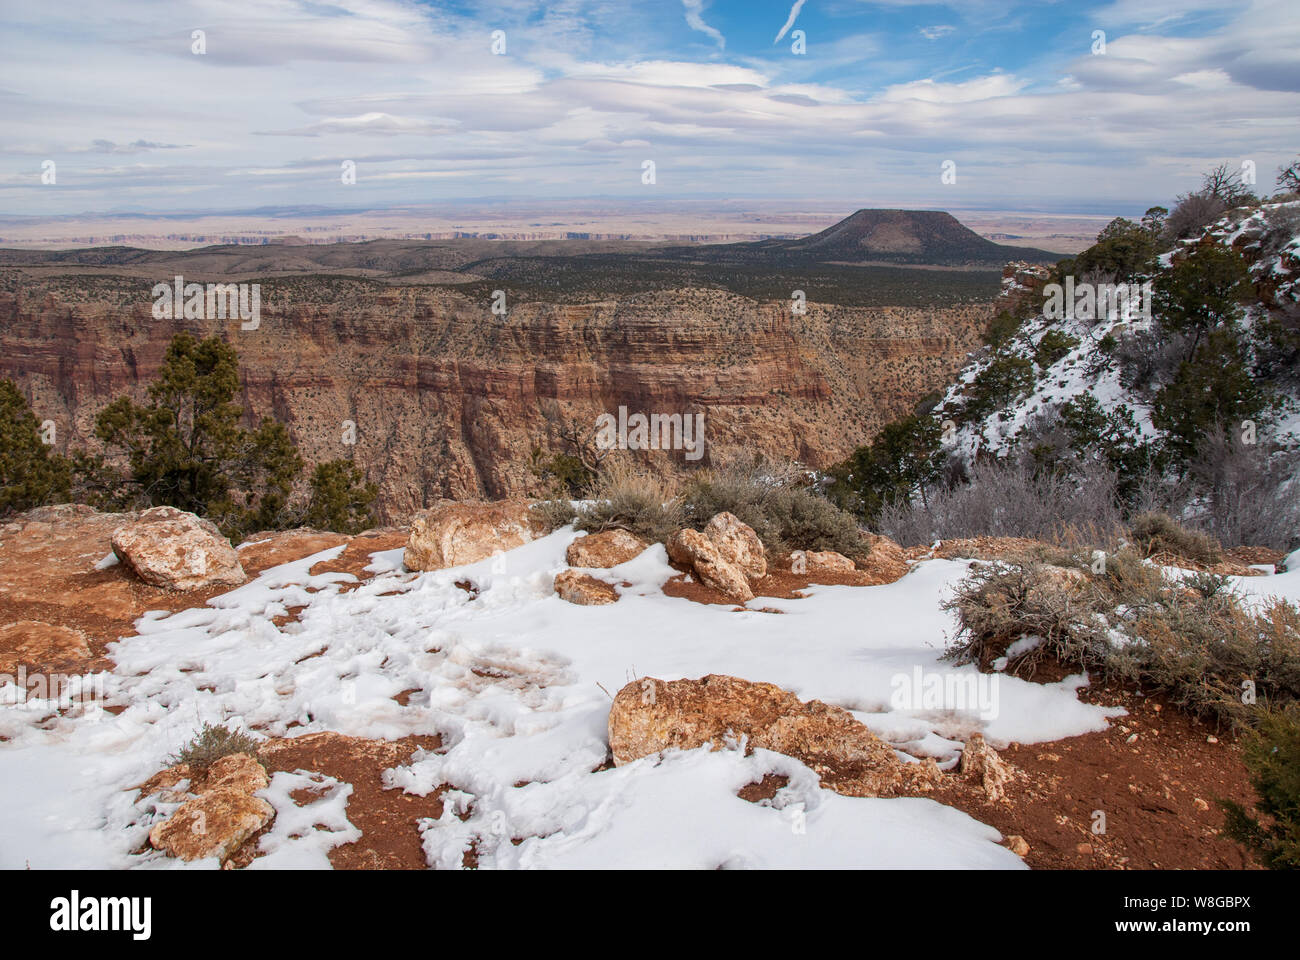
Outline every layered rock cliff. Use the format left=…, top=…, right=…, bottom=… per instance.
left=0, top=272, right=987, bottom=520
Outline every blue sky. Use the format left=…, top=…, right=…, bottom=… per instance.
left=1, top=0, right=1296, bottom=217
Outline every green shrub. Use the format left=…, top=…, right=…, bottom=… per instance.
left=1129, top=511, right=1224, bottom=564
left=963, top=355, right=1036, bottom=422
left=1221, top=705, right=1300, bottom=869
left=983, top=311, right=1021, bottom=350
left=827, top=414, right=943, bottom=525
left=304, top=459, right=378, bottom=534
left=1033, top=330, right=1079, bottom=370
left=168, top=722, right=262, bottom=777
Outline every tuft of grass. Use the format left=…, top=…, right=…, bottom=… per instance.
left=167, top=722, right=261, bottom=777
left=536, top=460, right=684, bottom=545
left=1130, top=511, right=1224, bottom=565
left=682, top=458, right=869, bottom=560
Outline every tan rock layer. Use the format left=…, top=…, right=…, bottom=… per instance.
left=0, top=281, right=986, bottom=521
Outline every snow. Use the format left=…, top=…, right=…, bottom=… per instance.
left=0, top=529, right=1130, bottom=870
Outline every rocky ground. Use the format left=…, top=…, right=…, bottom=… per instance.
left=0, top=502, right=1277, bottom=870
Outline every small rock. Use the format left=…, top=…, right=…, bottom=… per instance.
left=203, top=753, right=269, bottom=794
left=1005, top=835, right=1030, bottom=857
left=1126, top=733, right=1138, bottom=744
left=1077, top=842, right=1094, bottom=855
left=565, top=529, right=648, bottom=568
left=554, top=569, right=619, bottom=606
left=111, top=506, right=246, bottom=590
left=1207, top=735, right=1219, bottom=744
left=959, top=733, right=1014, bottom=802
left=135, top=764, right=194, bottom=803
left=703, top=512, right=767, bottom=580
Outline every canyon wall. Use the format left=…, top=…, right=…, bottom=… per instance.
left=0, top=273, right=987, bottom=521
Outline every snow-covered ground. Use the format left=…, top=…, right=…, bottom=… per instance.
left=20, top=526, right=1288, bottom=871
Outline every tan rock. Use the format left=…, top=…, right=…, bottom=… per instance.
left=666, top=528, right=754, bottom=602
left=609, top=674, right=940, bottom=798
left=857, top=534, right=910, bottom=585
left=565, top=529, right=647, bottom=568
left=148, top=788, right=274, bottom=863
left=111, top=506, right=246, bottom=590
left=404, top=499, right=542, bottom=572
left=135, top=764, right=194, bottom=803
left=202, top=753, right=270, bottom=794
left=0, top=620, right=92, bottom=673
left=1005, top=834, right=1030, bottom=857
left=554, top=569, right=619, bottom=606
left=703, top=512, right=767, bottom=580
left=790, top=549, right=856, bottom=575
left=959, top=733, right=1014, bottom=802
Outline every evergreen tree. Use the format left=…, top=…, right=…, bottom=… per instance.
left=94, top=334, right=302, bottom=538
left=304, top=459, right=378, bottom=534
left=0, top=379, right=71, bottom=514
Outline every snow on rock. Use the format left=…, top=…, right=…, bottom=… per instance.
left=0, top=527, right=1125, bottom=870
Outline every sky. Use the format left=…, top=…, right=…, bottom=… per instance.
left=1, top=0, right=1297, bottom=217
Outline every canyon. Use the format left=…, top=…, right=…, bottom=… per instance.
left=0, top=211, right=1033, bottom=520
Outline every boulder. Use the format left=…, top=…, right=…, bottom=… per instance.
left=703, top=512, right=767, bottom=580
left=667, top=528, right=754, bottom=603
left=147, top=788, right=274, bottom=863
left=554, top=569, right=619, bottom=606
left=404, top=499, right=542, bottom=572
left=565, top=529, right=648, bottom=568
left=111, top=507, right=246, bottom=590
left=609, top=674, right=940, bottom=798
left=790, top=549, right=855, bottom=575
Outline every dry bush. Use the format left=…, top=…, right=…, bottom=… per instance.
left=682, top=455, right=868, bottom=559
left=167, top=722, right=261, bottom=777
left=944, top=548, right=1300, bottom=724
left=1130, top=511, right=1225, bottom=564
left=568, top=460, right=684, bottom=544
left=879, top=456, right=1126, bottom=546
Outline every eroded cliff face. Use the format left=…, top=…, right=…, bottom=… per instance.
left=0, top=274, right=986, bottom=520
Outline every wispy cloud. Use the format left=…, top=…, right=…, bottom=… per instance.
left=774, top=0, right=807, bottom=44
left=682, top=0, right=725, bottom=49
